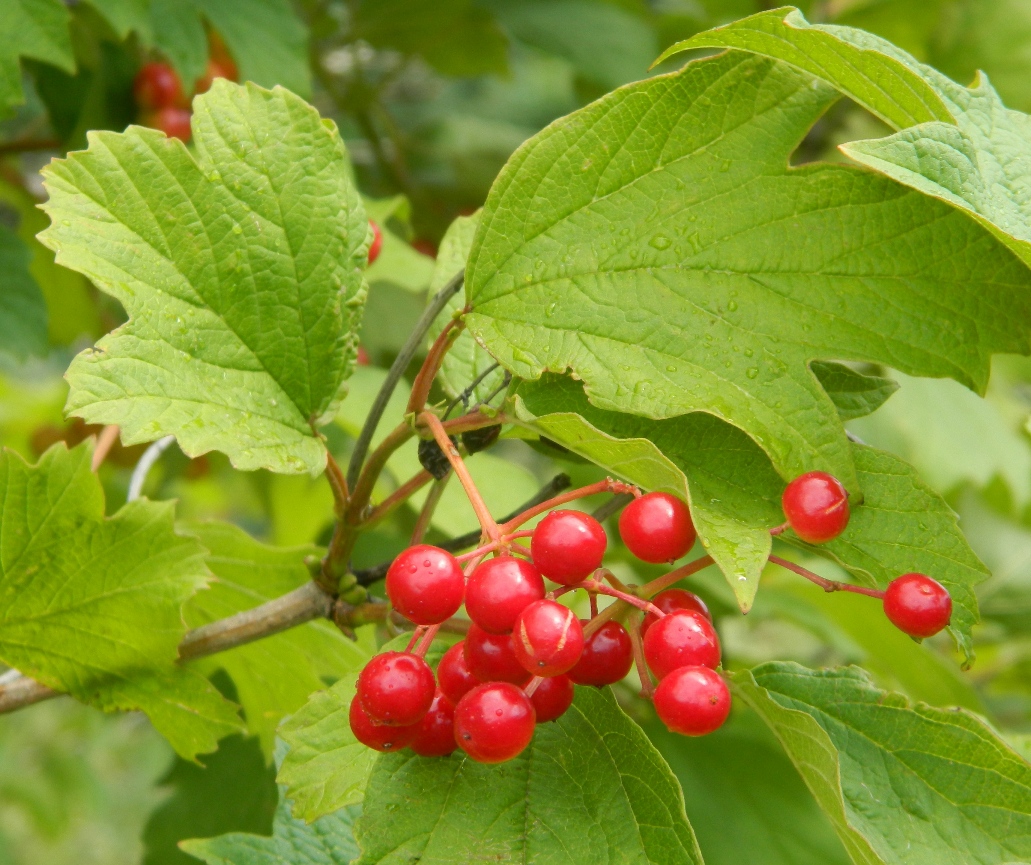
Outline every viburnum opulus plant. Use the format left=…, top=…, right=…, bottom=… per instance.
left=2, top=5, right=1031, bottom=864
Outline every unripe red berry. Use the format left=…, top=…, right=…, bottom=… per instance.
left=781, top=471, right=850, bottom=544
left=465, top=556, right=545, bottom=634
left=567, top=620, right=633, bottom=687
left=410, top=691, right=457, bottom=757
left=528, top=675, right=574, bottom=722
left=512, top=600, right=584, bottom=677
left=643, top=610, right=720, bottom=680
left=464, top=623, right=531, bottom=685
left=349, top=696, right=418, bottom=752
left=619, top=492, right=696, bottom=563
left=653, top=666, right=731, bottom=736
left=642, top=588, right=711, bottom=637
left=883, top=572, right=952, bottom=638
left=454, top=682, right=535, bottom=763
left=385, top=544, right=465, bottom=626
left=368, top=220, right=383, bottom=265
left=356, top=651, right=435, bottom=726
left=530, top=509, right=607, bottom=585
left=437, top=640, right=479, bottom=704
left=142, top=106, right=193, bottom=142
left=134, top=62, right=184, bottom=109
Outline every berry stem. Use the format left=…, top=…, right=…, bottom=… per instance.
left=589, top=591, right=599, bottom=618
left=364, top=469, right=435, bottom=527
left=406, top=625, right=427, bottom=653
left=324, top=450, right=350, bottom=515
left=410, top=475, right=451, bottom=545
left=579, top=579, right=665, bottom=618
left=524, top=676, right=544, bottom=697
left=439, top=409, right=508, bottom=436
left=91, top=424, right=120, bottom=471
left=407, top=313, right=465, bottom=416
left=419, top=411, right=502, bottom=542
left=769, top=521, right=789, bottom=536
left=413, top=624, right=441, bottom=658
left=498, top=479, right=638, bottom=533
left=455, top=541, right=503, bottom=563
left=767, top=554, right=885, bottom=598
left=627, top=616, right=654, bottom=698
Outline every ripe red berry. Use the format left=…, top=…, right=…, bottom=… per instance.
left=410, top=691, right=457, bottom=757
left=642, top=588, right=711, bottom=637
left=619, top=492, right=696, bottom=563
left=463, top=623, right=531, bottom=685
left=883, top=573, right=952, bottom=638
left=134, top=62, right=184, bottom=109
left=530, top=509, right=607, bottom=585
left=567, top=620, right=633, bottom=687
left=512, top=600, right=584, bottom=677
left=368, top=220, right=383, bottom=265
left=643, top=610, right=720, bottom=680
left=194, top=57, right=238, bottom=95
left=454, top=682, right=535, bottom=763
left=437, top=640, right=479, bottom=704
left=385, top=544, right=465, bottom=626
left=781, top=471, right=850, bottom=544
left=356, top=652, right=435, bottom=726
left=465, top=556, right=545, bottom=634
left=143, top=106, right=193, bottom=142
left=356, top=346, right=370, bottom=366
left=528, top=675, right=574, bottom=723
left=349, top=697, right=418, bottom=752
left=653, top=666, right=731, bottom=736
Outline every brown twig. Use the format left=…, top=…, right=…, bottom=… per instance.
left=91, top=425, right=120, bottom=471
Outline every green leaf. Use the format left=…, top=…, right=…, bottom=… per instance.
left=149, top=0, right=208, bottom=85
left=354, top=686, right=703, bottom=865
left=0, top=227, right=48, bottom=360
left=39, top=80, right=368, bottom=474
left=365, top=228, right=435, bottom=294
left=811, top=361, right=897, bottom=422
left=277, top=674, right=376, bottom=823
left=0, top=441, right=240, bottom=759
left=0, top=0, right=75, bottom=116
left=648, top=707, right=849, bottom=865
left=734, top=662, right=1031, bottom=865
left=182, top=521, right=369, bottom=756
left=466, top=49, right=1031, bottom=493
left=84, top=0, right=152, bottom=41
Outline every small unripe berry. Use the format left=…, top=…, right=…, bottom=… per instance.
left=454, top=682, right=535, bottom=763
left=653, top=666, right=731, bottom=736
left=437, top=641, right=479, bottom=704
left=134, top=62, right=184, bottom=109
left=567, top=620, right=633, bottom=687
left=368, top=220, right=383, bottom=265
left=464, top=624, right=531, bottom=685
left=465, top=556, right=545, bottom=634
left=781, top=471, right=850, bottom=544
left=410, top=691, right=457, bottom=757
left=619, top=492, right=696, bottom=563
left=349, top=697, right=418, bottom=752
left=643, top=610, right=720, bottom=680
left=356, top=652, right=435, bottom=726
left=512, top=600, right=584, bottom=676
left=385, top=544, right=465, bottom=626
left=528, top=675, right=574, bottom=722
left=883, top=573, right=952, bottom=637
left=530, top=510, right=607, bottom=585
left=641, top=588, right=710, bottom=637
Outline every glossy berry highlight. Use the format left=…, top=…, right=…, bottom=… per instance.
left=883, top=573, right=952, bottom=637
left=512, top=600, right=584, bottom=676
left=643, top=610, right=721, bottom=680
left=642, top=588, right=711, bottom=637
left=653, top=666, right=731, bottom=736
left=528, top=675, right=574, bottom=723
left=530, top=509, right=607, bottom=585
left=410, top=691, right=457, bottom=757
left=619, top=492, right=696, bottom=563
left=385, top=544, right=465, bottom=626
left=437, top=641, right=479, bottom=705
left=356, top=651, right=435, bottom=726
left=349, top=697, right=418, bottom=752
left=782, top=471, right=850, bottom=544
left=465, top=556, right=545, bottom=634
left=567, top=620, right=633, bottom=687
left=453, top=682, right=536, bottom=763
left=464, top=624, right=531, bottom=685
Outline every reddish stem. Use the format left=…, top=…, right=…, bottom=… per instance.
left=580, top=579, right=665, bottom=618
left=407, top=316, right=463, bottom=415
left=499, top=479, right=638, bottom=533
left=364, top=470, right=434, bottom=526
left=589, top=591, right=599, bottom=618
left=439, top=410, right=507, bottom=436
left=413, top=624, right=440, bottom=658
left=769, top=521, right=789, bottom=536
left=767, top=555, right=885, bottom=598
left=91, top=425, right=120, bottom=471
left=456, top=541, right=501, bottom=563
left=524, top=676, right=544, bottom=697
left=324, top=451, right=349, bottom=515
left=628, top=616, right=654, bottom=698
left=406, top=625, right=427, bottom=653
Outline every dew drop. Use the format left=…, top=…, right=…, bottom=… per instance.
left=649, top=234, right=672, bottom=250
left=728, top=300, right=738, bottom=311
left=746, top=367, right=759, bottom=379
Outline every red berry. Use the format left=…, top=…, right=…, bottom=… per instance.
left=642, top=588, right=710, bottom=637
left=356, top=346, right=370, bottom=366
left=464, top=623, right=530, bottom=685
left=512, top=600, right=584, bottom=676
left=643, top=610, right=720, bottom=680
left=782, top=471, right=850, bottom=544
left=528, top=675, right=574, bottom=722
left=410, top=691, right=457, bottom=757
left=530, top=510, right=607, bottom=585
left=194, top=57, right=238, bottom=95
left=465, top=556, right=545, bottom=634
left=437, top=641, right=479, bottom=704
left=134, top=62, right=184, bottom=109
left=356, top=652, right=435, bottom=726
left=883, top=573, right=952, bottom=638
left=143, top=106, right=192, bottom=142
left=567, top=620, right=633, bottom=687
left=619, top=492, right=696, bottom=563
left=349, top=697, right=418, bottom=752
left=368, top=220, right=383, bottom=265
left=385, top=544, right=465, bottom=626
left=453, top=682, right=535, bottom=763
left=653, top=666, right=731, bottom=736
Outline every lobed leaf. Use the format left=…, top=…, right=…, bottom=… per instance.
left=0, top=0, right=75, bottom=116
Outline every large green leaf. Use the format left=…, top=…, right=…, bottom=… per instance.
left=734, top=662, right=1031, bottom=865
left=0, top=227, right=48, bottom=360
left=39, top=80, right=368, bottom=474
left=182, top=521, right=368, bottom=757
left=0, top=0, right=75, bottom=116
left=466, top=49, right=1031, bottom=493
left=354, top=686, right=703, bottom=865
left=0, top=442, right=240, bottom=759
